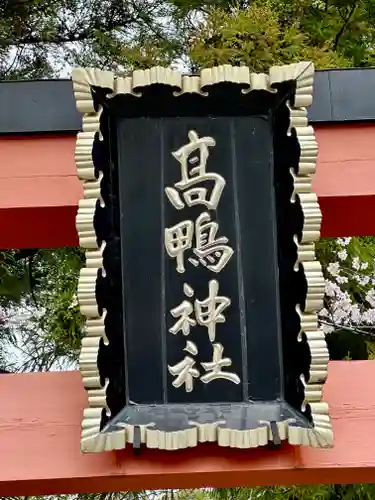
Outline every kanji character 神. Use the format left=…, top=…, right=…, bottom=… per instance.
left=169, top=280, right=230, bottom=342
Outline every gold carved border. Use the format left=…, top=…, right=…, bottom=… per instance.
left=72, top=62, right=332, bottom=453
left=288, top=68, right=333, bottom=448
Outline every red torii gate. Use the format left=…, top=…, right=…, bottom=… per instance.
left=2, top=123, right=375, bottom=250
left=1, top=71, right=375, bottom=495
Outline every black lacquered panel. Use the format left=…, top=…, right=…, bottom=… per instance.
left=117, top=115, right=283, bottom=407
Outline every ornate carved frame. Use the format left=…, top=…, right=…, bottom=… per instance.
left=72, top=62, right=332, bottom=453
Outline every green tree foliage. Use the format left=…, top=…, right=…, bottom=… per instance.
left=1, top=0, right=375, bottom=78
left=0, top=0, right=182, bottom=78
left=0, top=493, right=174, bottom=500
left=187, top=0, right=375, bottom=68
left=187, top=484, right=375, bottom=499
left=0, top=248, right=84, bottom=371
left=189, top=1, right=349, bottom=70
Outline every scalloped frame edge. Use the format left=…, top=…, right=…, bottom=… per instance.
left=72, top=62, right=333, bottom=453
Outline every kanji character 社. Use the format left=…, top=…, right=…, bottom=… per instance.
left=165, top=220, right=194, bottom=273
left=165, top=130, right=226, bottom=211
left=189, top=212, right=234, bottom=273
left=195, top=279, right=230, bottom=342
left=201, top=343, right=240, bottom=384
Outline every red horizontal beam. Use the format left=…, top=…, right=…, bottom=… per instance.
left=313, top=124, right=375, bottom=238
left=0, top=361, right=374, bottom=496
left=0, top=135, right=81, bottom=249
left=1, top=124, right=375, bottom=249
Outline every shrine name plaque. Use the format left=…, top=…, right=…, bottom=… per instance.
left=73, top=63, right=333, bottom=453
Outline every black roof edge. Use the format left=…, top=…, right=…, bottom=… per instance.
left=3, top=65, right=375, bottom=83
left=1, top=67, right=375, bottom=134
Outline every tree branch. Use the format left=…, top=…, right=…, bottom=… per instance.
left=333, top=3, right=357, bottom=50
left=130, top=0, right=168, bottom=42
left=1, top=29, right=92, bottom=46
left=0, top=17, right=136, bottom=47
left=320, top=319, right=375, bottom=339
left=1, top=45, right=24, bottom=76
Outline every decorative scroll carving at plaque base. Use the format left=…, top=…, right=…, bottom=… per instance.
left=72, top=62, right=332, bottom=453
left=81, top=401, right=331, bottom=452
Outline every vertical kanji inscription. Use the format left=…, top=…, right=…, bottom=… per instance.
left=165, top=130, right=239, bottom=393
